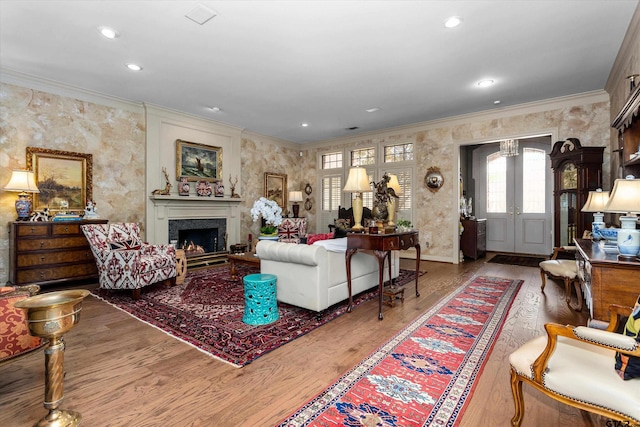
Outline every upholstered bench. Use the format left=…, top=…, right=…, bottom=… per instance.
left=539, top=246, right=581, bottom=310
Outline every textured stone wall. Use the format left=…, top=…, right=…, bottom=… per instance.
left=240, top=134, right=317, bottom=243
left=0, top=83, right=146, bottom=284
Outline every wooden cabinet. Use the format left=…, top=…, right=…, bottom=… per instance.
left=549, top=139, right=604, bottom=247
left=612, top=84, right=640, bottom=179
left=574, top=238, right=640, bottom=322
left=460, top=218, right=486, bottom=260
left=9, top=220, right=107, bottom=287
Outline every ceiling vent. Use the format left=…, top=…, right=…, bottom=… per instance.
left=185, top=4, right=217, bottom=25
left=346, top=126, right=359, bottom=131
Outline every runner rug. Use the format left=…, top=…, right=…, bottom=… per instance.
left=277, top=275, right=523, bottom=427
left=91, top=265, right=420, bottom=368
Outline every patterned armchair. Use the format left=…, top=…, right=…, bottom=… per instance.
left=81, top=223, right=176, bottom=299
left=277, top=217, right=308, bottom=243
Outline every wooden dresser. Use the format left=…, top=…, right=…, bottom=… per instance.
left=460, top=218, right=486, bottom=260
left=9, top=220, right=108, bottom=287
left=574, top=238, right=640, bottom=322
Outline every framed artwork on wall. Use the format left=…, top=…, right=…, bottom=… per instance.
left=176, top=139, right=222, bottom=182
left=26, top=147, right=92, bottom=213
left=264, top=172, right=287, bottom=209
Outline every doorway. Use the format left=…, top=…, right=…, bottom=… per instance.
left=464, top=136, right=553, bottom=256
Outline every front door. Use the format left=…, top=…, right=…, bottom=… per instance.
left=473, top=139, right=552, bottom=255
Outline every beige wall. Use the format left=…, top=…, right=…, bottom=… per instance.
left=0, top=82, right=146, bottom=284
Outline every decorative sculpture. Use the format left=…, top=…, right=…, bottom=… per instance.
left=229, top=174, right=240, bottom=198
left=370, top=173, right=398, bottom=223
left=151, top=167, right=172, bottom=195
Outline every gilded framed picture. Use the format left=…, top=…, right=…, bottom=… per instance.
left=264, top=172, right=287, bottom=209
left=26, top=147, right=92, bottom=212
left=176, top=139, right=222, bottom=182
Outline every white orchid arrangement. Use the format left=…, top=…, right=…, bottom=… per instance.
left=251, top=197, right=283, bottom=234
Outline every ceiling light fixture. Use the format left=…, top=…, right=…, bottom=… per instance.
left=126, top=63, right=142, bottom=71
left=444, top=16, right=463, bottom=28
left=477, top=79, right=495, bottom=88
left=494, top=100, right=501, bottom=104
left=301, top=123, right=309, bottom=127
left=500, top=139, right=519, bottom=157
left=99, top=27, right=119, bottom=39
left=365, top=107, right=381, bottom=113
left=209, top=106, right=222, bottom=113
left=185, top=4, right=218, bottom=25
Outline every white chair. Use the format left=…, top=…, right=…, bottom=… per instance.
left=509, top=303, right=640, bottom=426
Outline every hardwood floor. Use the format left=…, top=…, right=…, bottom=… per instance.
left=1, top=255, right=606, bottom=427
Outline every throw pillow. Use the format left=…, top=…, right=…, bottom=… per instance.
left=333, top=227, right=348, bottom=238
left=334, top=218, right=351, bottom=230
left=615, top=294, right=640, bottom=380
left=307, top=233, right=334, bottom=245
left=109, top=240, right=142, bottom=251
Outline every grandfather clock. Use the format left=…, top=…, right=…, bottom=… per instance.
left=549, top=138, right=604, bottom=247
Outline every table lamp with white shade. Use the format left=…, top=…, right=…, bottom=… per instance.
left=581, top=188, right=610, bottom=239
left=289, top=190, right=303, bottom=218
left=386, top=174, right=402, bottom=226
left=3, top=170, right=40, bottom=221
left=343, top=166, right=371, bottom=231
left=603, top=176, right=640, bottom=259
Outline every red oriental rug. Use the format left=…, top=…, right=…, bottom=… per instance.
left=277, top=275, right=522, bottom=427
left=91, top=265, right=420, bottom=368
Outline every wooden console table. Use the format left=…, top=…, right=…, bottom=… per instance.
left=574, top=238, right=640, bottom=322
left=346, top=231, right=421, bottom=320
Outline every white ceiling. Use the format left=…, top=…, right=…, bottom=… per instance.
left=1, top=1, right=638, bottom=144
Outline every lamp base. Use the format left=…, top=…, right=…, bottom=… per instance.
left=292, top=204, right=300, bottom=218
left=617, top=216, right=640, bottom=258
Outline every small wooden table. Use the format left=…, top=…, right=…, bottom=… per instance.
left=346, top=231, right=421, bottom=320
left=228, top=253, right=261, bottom=280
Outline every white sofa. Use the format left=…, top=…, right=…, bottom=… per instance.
left=256, top=238, right=399, bottom=312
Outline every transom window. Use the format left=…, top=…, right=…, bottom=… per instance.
left=351, top=148, right=375, bottom=166
left=384, top=143, right=413, bottom=162
left=322, top=152, right=342, bottom=169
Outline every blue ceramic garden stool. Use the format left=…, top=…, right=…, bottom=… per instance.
left=242, top=273, right=279, bottom=325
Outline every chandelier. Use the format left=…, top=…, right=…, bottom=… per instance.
left=500, top=139, right=519, bottom=157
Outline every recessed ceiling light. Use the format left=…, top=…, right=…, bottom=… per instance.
left=301, top=123, right=309, bottom=127
left=444, top=16, right=463, bottom=28
left=366, top=107, right=381, bottom=113
left=477, top=79, right=495, bottom=88
left=99, top=27, right=119, bottom=39
left=126, top=63, right=142, bottom=71
left=209, top=106, right=222, bottom=113
left=494, top=100, right=501, bottom=105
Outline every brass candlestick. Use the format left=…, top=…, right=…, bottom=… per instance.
left=15, top=290, right=90, bottom=427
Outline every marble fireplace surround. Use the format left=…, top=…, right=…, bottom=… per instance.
left=147, top=196, right=243, bottom=251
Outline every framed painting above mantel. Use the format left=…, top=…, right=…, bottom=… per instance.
left=26, top=147, right=93, bottom=213
left=176, top=139, right=222, bottom=182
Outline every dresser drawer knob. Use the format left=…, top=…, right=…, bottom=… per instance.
left=64, top=226, right=69, bottom=232
left=41, top=256, right=46, bottom=262
left=389, top=241, right=395, bottom=248
left=40, top=241, right=45, bottom=248
left=39, top=272, right=45, bottom=278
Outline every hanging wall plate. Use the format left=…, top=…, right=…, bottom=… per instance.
left=425, top=167, right=444, bottom=193
left=305, top=183, right=312, bottom=195
left=304, top=198, right=312, bottom=210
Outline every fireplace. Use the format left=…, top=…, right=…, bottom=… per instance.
left=168, top=218, right=227, bottom=254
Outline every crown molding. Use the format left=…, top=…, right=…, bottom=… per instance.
left=308, top=90, right=609, bottom=149
left=0, top=67, right=144, bottom=114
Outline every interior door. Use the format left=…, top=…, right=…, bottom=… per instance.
left=473, top=140, right=552, bottom=255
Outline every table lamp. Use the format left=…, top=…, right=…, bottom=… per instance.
left=386, top=174, right=402, bottom=226
left=289, top=190, right=303, bottom=218
left=603, top=176, right=640, bottom=259
left=581, top=188, right=610, bottom=239
left=343, top=166, right=371, bottom=231
left=3, top=170, right=40, bottom=221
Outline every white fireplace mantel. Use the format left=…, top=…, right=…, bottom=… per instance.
left=146, top=195, right=244, bottom=248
